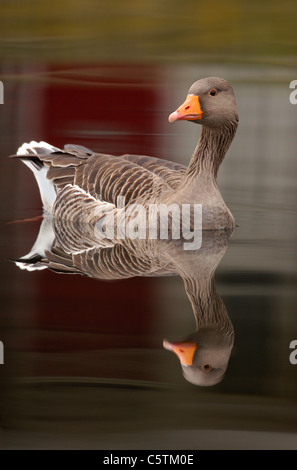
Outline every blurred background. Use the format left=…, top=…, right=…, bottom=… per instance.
left=0, top=0, right=297, bottom=450
left=0, top=0, right=296, bottom=64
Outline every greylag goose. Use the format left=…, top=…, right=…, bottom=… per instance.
left=15, top=214, right=234, bottom=387
left=12, top=77, right=239, bottom=232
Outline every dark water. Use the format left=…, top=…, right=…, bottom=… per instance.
left=0, top=63, right=297, bottom=449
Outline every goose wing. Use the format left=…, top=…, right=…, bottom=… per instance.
left=120, top=154, right=186, bottom=189
left=43, top=243, right=174, bottom=280
left=14, top=144, right=175, bottom=206
left=50, top=145, right=186, bottom=196
left=64, top=144, right=187, bottom=186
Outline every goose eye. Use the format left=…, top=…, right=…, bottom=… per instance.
left=202, top=364, right=211, bottom=372
left=209, top=89, right=217, bottom=96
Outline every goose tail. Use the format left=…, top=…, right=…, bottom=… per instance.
left=16, top=141, right=60, bottom=214
left=14, top=216, right=54, bottom=271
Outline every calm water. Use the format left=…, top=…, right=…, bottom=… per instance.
left=0, top=63, right=297, bottom=449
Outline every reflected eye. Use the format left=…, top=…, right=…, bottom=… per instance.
left=209, top=89, right=218, bottom=96
left=202, top=364, right=211, bottom=372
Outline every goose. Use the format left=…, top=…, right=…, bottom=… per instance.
left=15, top=214, right=234, bottom=387
left=12, top=77, right=239, bottom=232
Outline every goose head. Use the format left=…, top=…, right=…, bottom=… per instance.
left=168, top=77, right=239, bottom=129
left=163, top=326, right=234, bottom=387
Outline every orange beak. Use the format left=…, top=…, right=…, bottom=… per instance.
left=163, top=340, right=197, bottom=366
left=168, top=94, right=203, bottom=123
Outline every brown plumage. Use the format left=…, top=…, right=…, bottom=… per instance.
left=12, top=77, right=239, bottom=231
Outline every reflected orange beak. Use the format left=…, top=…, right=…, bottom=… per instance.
left=168, top=94, right=203, bottom=123
left=163, top=340, right=197, bottom=366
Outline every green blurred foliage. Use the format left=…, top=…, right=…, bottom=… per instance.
left=0, top=0, right=296, bottom=63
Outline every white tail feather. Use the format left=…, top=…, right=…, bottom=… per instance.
left=17, top=141, right=60, bottom=213
left=15, top=216, right=55, bottom=271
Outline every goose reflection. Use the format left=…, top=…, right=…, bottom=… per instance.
left=15, top=216, right=234, bottom=387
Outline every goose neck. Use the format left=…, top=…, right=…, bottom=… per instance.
left=185, top=121, right=238, bottom=179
